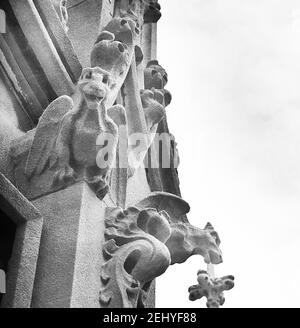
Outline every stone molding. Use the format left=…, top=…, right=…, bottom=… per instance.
left=0, top=172, right=43, bottom=308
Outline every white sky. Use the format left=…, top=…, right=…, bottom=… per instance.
left=156, top=0, right=300, bottom=308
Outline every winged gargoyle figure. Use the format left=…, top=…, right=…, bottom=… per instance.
left=25, top=66, right=126, bottom=199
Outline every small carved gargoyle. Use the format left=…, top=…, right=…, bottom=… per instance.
left=188, top=270, right=235, bottom=308
left=140, top=88, right=171, bottom=133
left=25, top=67, right=125, bottom=199
left=142, top=60, right=172, bottom=132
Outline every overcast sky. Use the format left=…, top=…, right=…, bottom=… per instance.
left=156, top=0, right=300, bottom=308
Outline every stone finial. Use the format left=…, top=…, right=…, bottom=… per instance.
left=188, top=270, right=234, bottom=308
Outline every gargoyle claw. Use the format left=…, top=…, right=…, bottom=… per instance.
left=53, top=166, right=77, bottom=186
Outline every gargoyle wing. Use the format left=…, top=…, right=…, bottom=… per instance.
left=25, top=95, right=74, bottom=178
left=135, top=191, right=190, bottom=223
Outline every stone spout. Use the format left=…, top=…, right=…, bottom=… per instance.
left=166, top=222, right=223, bottom=265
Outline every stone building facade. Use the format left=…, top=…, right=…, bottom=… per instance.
left=0, top=0, right=233, bottom=308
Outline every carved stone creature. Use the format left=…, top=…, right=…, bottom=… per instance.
left=91, top=17, right=138, bottom=107
left=144, top=60, right=168, bottom=90
left=166, top=222, right=223, bottom=265
left=136, top=193, right=223, bottom=265
left=25, top=67, right=125, bottom=199
left=142, top=60, right=171, bottom=132
left=100, top=192, right=223, bottom=308
left=115, top=0, right=161, bottom=25
left=143, top=1, right=161, bottom=23
left=188, top=270, right=235, bottom=308
left=140, top=88, right=171, bottom=132
left=51, top=0, right=69, bottom=33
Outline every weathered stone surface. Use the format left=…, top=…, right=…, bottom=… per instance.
left=0, top=172, right=43, bottom=308
left=67, top=0, right=115, bottom=67
left=189, top=270, right=235, bottom=308
left=35, top=0, right=82, bottom=83
left=50, top=0, right=69, bottom=33
left=9, top=0, right=75, bottom=97
left=31, top=182, right=106, bottom=308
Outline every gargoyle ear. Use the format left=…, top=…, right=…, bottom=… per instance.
left=147, top=60, right=159, bottom=67
left=163, top=90, right=172, bottom=106
left=94, top=30, right=115, bottom=45
left=204, top=222, right=221, bottom=246
left=135, top=192, right=190, bottom=224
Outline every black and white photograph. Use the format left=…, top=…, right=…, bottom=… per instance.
left=0, top=0, right=299, bottom=320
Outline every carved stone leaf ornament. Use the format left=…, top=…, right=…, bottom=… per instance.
left=100, top=206, right=172, bottom=308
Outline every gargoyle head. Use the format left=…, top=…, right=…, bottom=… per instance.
left=144, top=60, right=168, bottom=90
left=78, top=67, right=113, bottom=109
left=165, top=222, right=223, bottom=265
left=143, top=0, right=161, bottom=24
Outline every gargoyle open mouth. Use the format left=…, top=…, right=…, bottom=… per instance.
left=208, top=249, right=223, bottom=265
left=85, top=94, right=104, bottom=103
left=84, top=92, right=105, bottom=109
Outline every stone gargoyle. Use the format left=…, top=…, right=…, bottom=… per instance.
left=188, top=270, right=235, bottom=308
left=142, top=60, right=172, bottom=134
left=143, top=0, right=162, bottom=24
left=24, top=67, right=126, bottom=199
left=126, top=61, right=172, bottom=175
left=91, top=17, right=139, bottom=106
left=100, top=192, right=223, bottom=308
left=140, top=88, right=171, bottom=133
